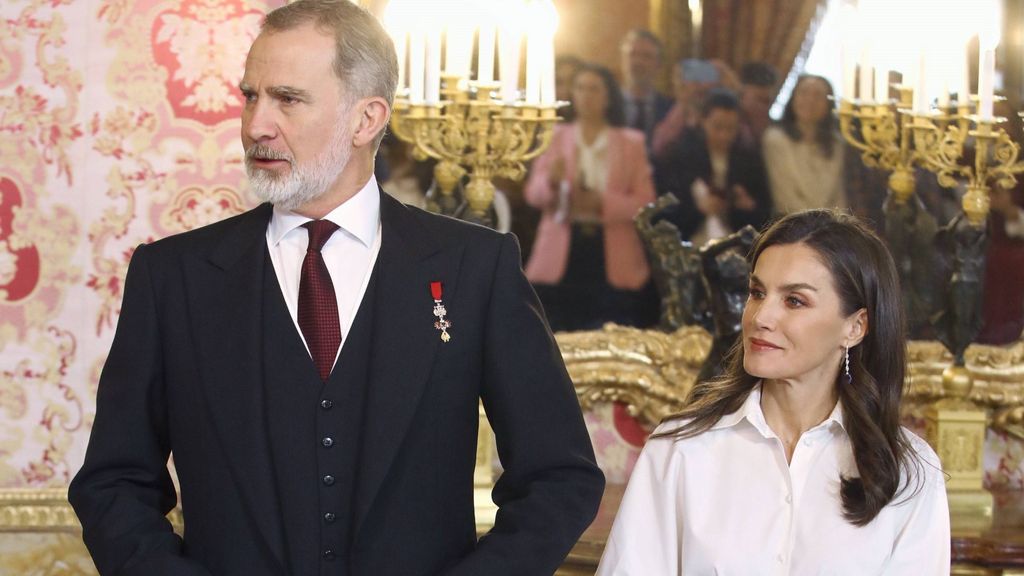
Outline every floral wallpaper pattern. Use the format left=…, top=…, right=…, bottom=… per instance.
left=0, top=0, right=277, bottom=489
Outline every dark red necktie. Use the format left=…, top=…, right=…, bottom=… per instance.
left=298, top=220, right=341, bottom=381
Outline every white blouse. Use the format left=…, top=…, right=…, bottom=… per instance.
left=596, top=386, right=950, bottom=575
left=574, top=123, right=610, bottom=195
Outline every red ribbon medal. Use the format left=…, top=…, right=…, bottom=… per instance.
left=430, top=281, right=452, bottom=343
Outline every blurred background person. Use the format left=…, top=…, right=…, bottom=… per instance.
left=555, top=54, right=584, bottom=118
left=654, top=89, right=771, bottom=245
left=979, top=183, right=1024, bottom=344
left=978, top=98, right=1024, bottom=344
left=619, top=29, right=672, bottom=150
left=737, top=61, right=778, bottom=149
left=763, top=74, right=846, bottom=214
left=651, top=58, right=737, bottom=160
left=524, top=63, right=657, bottom=331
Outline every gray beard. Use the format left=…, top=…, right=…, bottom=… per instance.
left=245, top=124, right=352, bottom=212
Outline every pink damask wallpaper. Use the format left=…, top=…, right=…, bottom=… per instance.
left=0, top=0, right=279, bottom=490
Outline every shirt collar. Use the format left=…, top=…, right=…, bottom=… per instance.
left=268, top=176, right=381, bottom=248
left=711, top=383, right=847, bottom=438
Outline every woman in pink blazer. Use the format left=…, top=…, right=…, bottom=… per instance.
left=524, top=63, right=657, bottom=331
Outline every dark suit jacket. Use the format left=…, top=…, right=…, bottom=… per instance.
left=69, top=193, right=604, bottom=576
left=653, top=128, right=773, bottom=241
left=623, top=90, right=673, bottom=148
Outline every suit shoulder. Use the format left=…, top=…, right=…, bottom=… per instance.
left=142, top=204, right=270, bottom=256
left=402, top=203, right=507, bottom=248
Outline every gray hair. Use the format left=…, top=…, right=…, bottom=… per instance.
left=620, top=28, right=664, bottom=59
left=263, top=0, right=398, bottom=147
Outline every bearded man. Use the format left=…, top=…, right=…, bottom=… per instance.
left=68, top=2, right=603, bottom=575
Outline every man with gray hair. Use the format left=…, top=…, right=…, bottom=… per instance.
left=69, top=1, right=603, bottom=575
left=619, top=28, right=672, bottom=150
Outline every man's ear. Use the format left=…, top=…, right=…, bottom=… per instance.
left=351, top=97, right=390, bottom=148
left=845, top=308, right=868, bottom=348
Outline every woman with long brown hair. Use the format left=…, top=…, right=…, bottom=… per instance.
left=763, top=75, right=846, bottom=214
left=597, top=210, right=949, bottom=574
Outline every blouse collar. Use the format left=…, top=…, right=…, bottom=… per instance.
left=711, top=383, right=846, bottom=439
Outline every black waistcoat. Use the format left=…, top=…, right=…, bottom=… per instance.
left=261, top=250, right=377, bottom=576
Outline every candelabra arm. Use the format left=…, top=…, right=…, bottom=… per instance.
left=838, top=101, right=874, bottom=156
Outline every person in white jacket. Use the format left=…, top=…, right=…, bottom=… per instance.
left=763, top=75, right=846, bottom=215
left=597, top=209, right=950, bottom=576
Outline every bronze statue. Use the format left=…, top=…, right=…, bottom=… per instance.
left=930, top=212, right=989, bottom=366
left=696, top=225, right=758, bottom=383
left=636, top=194, right=709, bottom=331
left=883, top=188, right=939, bottom=339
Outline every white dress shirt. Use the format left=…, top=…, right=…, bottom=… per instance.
left=597, top=385, right=950, bottom=576
left=265, top=176, right=382, bottom=367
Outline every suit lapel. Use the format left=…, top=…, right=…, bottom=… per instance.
left=353, top=193, right=463, bottom=536
left=182, top=203, right=287, bottom=569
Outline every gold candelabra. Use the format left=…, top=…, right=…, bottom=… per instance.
left=389, top=76, right=562, bottom=227
left=839, top=87, right=1024, bottom=223
left=840, top=87, right=1024, bottom=528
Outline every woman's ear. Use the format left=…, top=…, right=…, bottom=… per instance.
left=845, top=307, right=868, bottom=348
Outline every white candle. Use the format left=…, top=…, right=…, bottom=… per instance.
left=913, top=52, right=928, bottom=114
left=960, top=44, right=971, bottom=107
left=838, top=3, right=858, bottom=101
left=499, top=26, right=521, bottom=103
left=938, top=80, right=950, bottom=108
left=426, top=29, right=442, bottom=104
left=478, top=25, right=495, bottom=83
left=525, top=29, right=541, bottom=104
left=395, top=32, right=407, bottom=91
left=858, top=46, right=872, bottom=102
left=382, top=0, right=409, bottom=91
left=875, top=66, right=888, bottom=103
left=409, top=30, right=425, bottom=104
left=540, top=41, right=555, bottom=104
left=979, top=46, right=995, bottom=119
left=841, top=45, right=856, bottom=101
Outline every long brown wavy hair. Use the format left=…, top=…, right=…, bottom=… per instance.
left=655, top=209, right=922, bottom=526
left=780, top=75, right=838, bottom=158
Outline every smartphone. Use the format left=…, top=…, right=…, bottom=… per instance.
left=680, top=59, right=719, bottom=84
